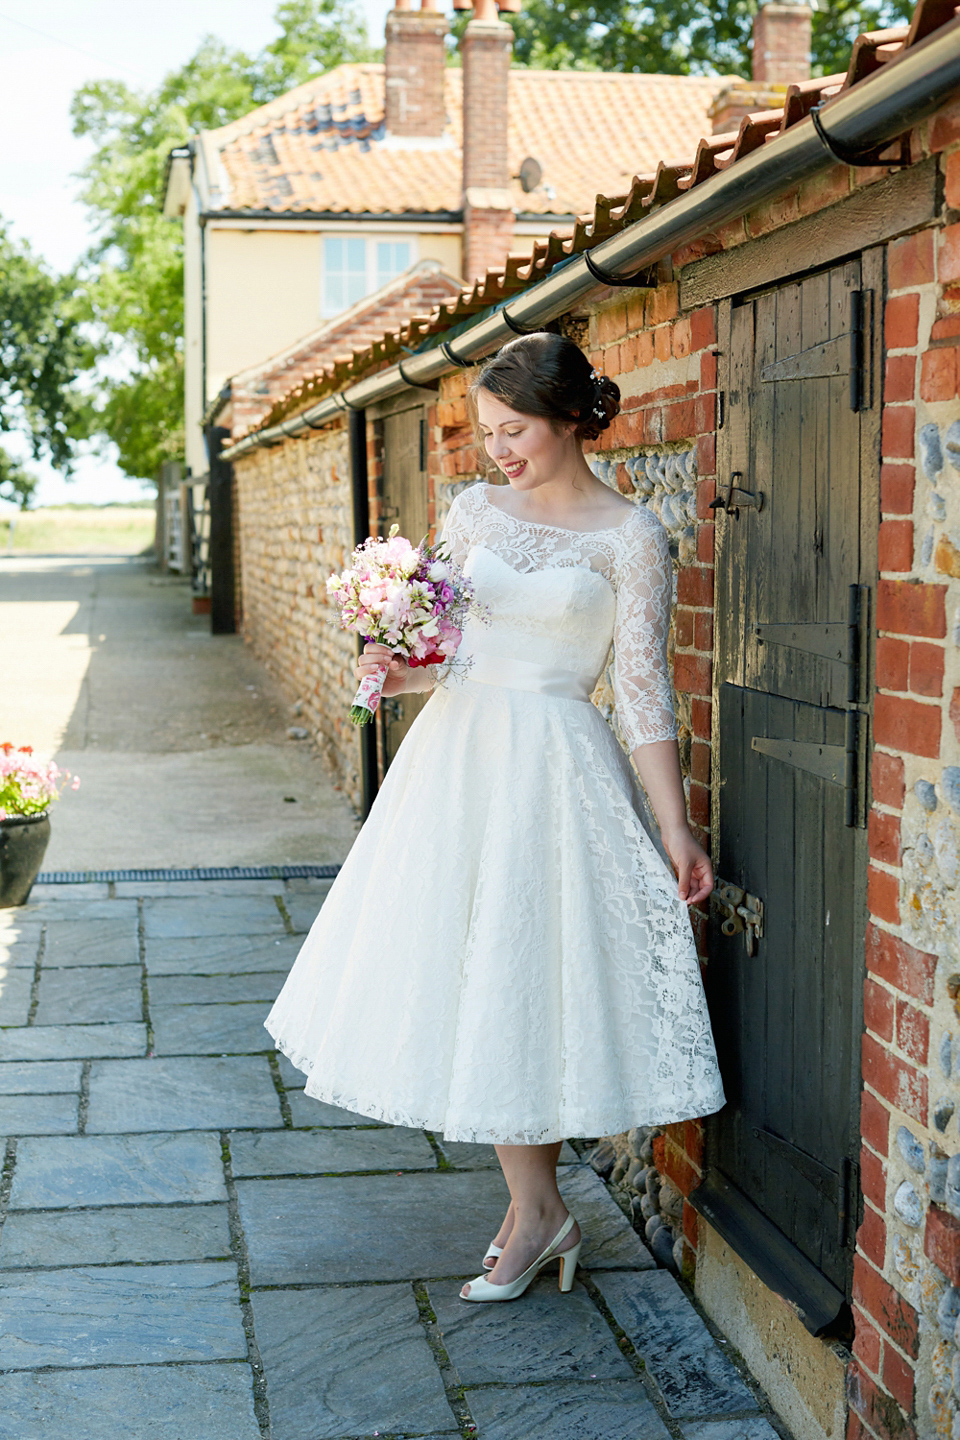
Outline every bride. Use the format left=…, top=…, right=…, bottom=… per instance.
left=265, top=331, right=726, bottom=1304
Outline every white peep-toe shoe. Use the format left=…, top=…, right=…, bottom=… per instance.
left=482, top=1242, right=502, bottom=1269
left=461, top=1215, right=581, bottom=1303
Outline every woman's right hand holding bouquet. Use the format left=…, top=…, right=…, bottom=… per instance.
left=354, top=643, right=412, bottom=697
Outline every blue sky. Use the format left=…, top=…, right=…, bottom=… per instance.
left=0, top=1, right=392, bottom=504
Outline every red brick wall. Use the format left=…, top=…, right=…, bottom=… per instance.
left=573, top=139, right=960, bottom=1439
left=843, top=181, right=960, bottom=1440
left=462, top=206, right=516, bottom=287
left=461, top=15, right=514, bottom=280
left=384, top=7, right=448, bottom=139
left=751, top=2, right=812, bottom=85
left=233, top=422, right=363, bottom=809
left=435, top=372, right=480, bottom=508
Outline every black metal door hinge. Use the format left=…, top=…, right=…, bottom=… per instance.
left=751, top=585, right=870, bottom=827
left=760, top=290, right=866, bottom=412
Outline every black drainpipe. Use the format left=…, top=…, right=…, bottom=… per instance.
left=349, top=405, right=378, bottom=819
left=205, top=423, right=236, bottom=636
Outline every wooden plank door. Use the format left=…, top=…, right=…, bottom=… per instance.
left=379, top=403, right=430, bottom=766
left=695, top=252, right=880, bottom=1332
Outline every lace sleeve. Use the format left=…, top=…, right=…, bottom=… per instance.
left=613, top=510, right=678, bottom=749
left=437, top=487, right=475, bottom=568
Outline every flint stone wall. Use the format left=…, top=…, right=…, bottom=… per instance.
left=233, top=423, right=362, bottom=811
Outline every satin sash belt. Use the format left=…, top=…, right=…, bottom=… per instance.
left=466, top=649, right=596, bottom=702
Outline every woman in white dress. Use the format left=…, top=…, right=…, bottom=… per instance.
left=265, top=332, right=725, bottom=1304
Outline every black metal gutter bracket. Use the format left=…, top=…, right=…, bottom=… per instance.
left=397, top=357, right=418, bottom=386
left=397, top=356, right=439, bottom=389
left=810, top=105, right=909, bottom=168
left=499, top=309, right=535, bottom=336
left=583, top=250, right=657, bottom=289
left=440, top=341, right=472, bottom=368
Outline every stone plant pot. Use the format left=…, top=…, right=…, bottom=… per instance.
left=0, top=813, right=51, bottom=908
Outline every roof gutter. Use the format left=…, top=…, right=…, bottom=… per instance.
left=222, top=16, right=960, bottom=463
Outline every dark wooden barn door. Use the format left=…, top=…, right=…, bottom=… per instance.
left=693, top=252, right=880, bottom=1333
left=379, top=403, right=430, bottom=766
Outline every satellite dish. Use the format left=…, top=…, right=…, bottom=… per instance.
left=517, top=156, right=543, bottom=193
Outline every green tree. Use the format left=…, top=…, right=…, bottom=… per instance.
left=258, top=0, right=374, bottom=97
left=0, top=450, right=39, bottom=510
left=72, top=1, right=375, bottom=481
left=489, top=0, right=913, bottom=77
left=0, top=222, right=90, bottom=489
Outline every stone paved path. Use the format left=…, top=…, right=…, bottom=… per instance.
left=0, top=877, right=789, bottom=1440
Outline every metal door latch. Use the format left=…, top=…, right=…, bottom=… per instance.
left=709, top=472, right=764, bottom=518
left=713, top=880, right=764, bottom=956
left=381, top=698, right=404, bottom=722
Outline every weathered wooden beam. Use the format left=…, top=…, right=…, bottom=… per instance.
left=679, top=157, right=937, bottom=309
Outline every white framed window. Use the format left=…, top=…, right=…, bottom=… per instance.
left=376, top=240, right=411, bottom=288
left=321, top=235, right=415, bottom=317
left=323, top=236, right=366, bottom=314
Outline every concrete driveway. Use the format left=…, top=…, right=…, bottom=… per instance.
left=0, top=554, right=359, bottom=871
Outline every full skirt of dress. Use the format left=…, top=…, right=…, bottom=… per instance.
left=265, top=675, right=726, bottom=1144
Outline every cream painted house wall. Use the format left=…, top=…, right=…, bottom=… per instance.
left=204, top=226, right=465, bottom=400
left=182, top=217, right=465, bottom=475
left=205, top=228, right=327, bottom=401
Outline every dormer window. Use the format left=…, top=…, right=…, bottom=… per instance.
left=321, top=235, right=414, bottom=317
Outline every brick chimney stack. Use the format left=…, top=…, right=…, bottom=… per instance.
left=752, top=0, right=812, bottom=84
left=385, top=1, right=449, bottom=139
left=461, top=0, right=515, bottom=283
left=709, top=0, right=812, bottom=134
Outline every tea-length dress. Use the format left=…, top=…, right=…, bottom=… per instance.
left=264, top=481, right=726, bottom=1143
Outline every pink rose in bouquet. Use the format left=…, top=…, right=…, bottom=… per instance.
left=327, top=526, right=479, bottom=725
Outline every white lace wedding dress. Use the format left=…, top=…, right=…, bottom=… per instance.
left=265, top=482, right=726, bottom=1143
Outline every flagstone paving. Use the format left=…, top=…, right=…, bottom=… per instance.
left=0, top=878, right=791, bottom=1439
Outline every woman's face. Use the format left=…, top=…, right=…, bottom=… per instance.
left=476, top=391, right=574, bottom=491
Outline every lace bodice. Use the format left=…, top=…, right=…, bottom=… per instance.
left=440, top=483, right=677, bottom=750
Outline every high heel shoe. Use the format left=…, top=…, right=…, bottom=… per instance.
left=461, top=1215, right=581, bottom=1302
left=482, top=1242, right=502, bottom=1269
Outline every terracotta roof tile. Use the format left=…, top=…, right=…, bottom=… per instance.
left=212, top=64, right=723, bottom=218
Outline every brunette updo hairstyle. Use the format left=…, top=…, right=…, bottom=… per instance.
left=469, top=333, right=621, bottom=452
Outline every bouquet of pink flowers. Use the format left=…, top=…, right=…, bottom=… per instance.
left=327, top=525, right=478, bottom=725
left=0, top=744, right=80, bottom=820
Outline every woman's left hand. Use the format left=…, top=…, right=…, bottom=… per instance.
left=662, top=826, right=714, bottom=907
